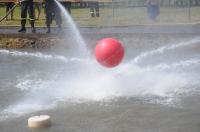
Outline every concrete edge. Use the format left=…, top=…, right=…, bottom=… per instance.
left=0, top=22, right=200, bottom=29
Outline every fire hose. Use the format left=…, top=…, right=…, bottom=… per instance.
left=0, top=0, right=27, bottom=23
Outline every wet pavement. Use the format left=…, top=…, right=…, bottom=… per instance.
left=0, top=25, right=200, bottom=132
left=0, top=24, right=200, bottom=35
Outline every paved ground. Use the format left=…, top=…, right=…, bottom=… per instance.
left=0, top=24, right=200, bottom=35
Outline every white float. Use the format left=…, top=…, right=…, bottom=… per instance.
left=28, top=115, right=51, bottom=128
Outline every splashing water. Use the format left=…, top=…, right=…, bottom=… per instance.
left=0, top=8, right=200, bottom=120
left=2, top=37, right=200, bottom=119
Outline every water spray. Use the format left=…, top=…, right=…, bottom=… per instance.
left=54, top=0, right=90, bottom=57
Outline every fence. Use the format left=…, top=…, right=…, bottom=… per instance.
left=0, top=0, right=200, bottom=26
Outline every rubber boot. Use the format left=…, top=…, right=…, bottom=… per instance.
left=46, top=26, right=51, bottom=34
left=18, top=20, right=26, bottom=33
left=18, top=27, right=26, bottom=33
left=31, top=22, right=36, bottom=33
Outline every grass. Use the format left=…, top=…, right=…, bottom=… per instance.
left=0, top=6, right=200, bottom=27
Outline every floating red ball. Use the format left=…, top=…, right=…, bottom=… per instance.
left=95, top=38, right=124, bottom=68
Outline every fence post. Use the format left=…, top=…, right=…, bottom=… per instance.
left=112, top=0, right=115, bottom=17
left=188, top=0, right=191, bottom=22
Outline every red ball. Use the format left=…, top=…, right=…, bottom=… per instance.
left=95, top=38, right=124, bottom=68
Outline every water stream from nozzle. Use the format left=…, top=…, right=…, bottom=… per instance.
left=54, top=0, right=90, bottom=58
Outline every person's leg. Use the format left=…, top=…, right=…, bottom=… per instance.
left=10, top=9, right=14, bottom=20
left=89, top=2, right=95, bottom=17
left=66, top=2, right=71, bottom=14
left=34, top=2, right=42, bottom=20
left=46, top=12, right=52, bottom=33
left=37, top=3, right=42, bottom=20
left=5, top=3, right=13, bottom=20
left=54, top=3, right=62, bottom=29
left=34, top=2, right=38, bottom=20
left=95, top=2, right=99, bottom=17
left=18, top=2, right=27, bottom=32
left=5, top=3, right=9, bottom=20
left=28, top=0, right=36, bottom=32
left=10, top=3, right=15, bottom=20
left=90, top=8, right=95, bottom=17
left=45, top=1, right=53, bottom=33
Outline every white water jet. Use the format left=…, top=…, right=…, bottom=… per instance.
left=54, top=0, right=90, bottom=57
left=0, top=49, right=67, bottom=61
left=132, top=37, right=200, bottom=63
left=0, top=49, right=88, bottom=63
left=121, top=58, right=200, bottom=77
left=149, top=58, right=200, bottom=71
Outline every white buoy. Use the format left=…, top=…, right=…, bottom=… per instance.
left=28, top=115, right=51, bottom=128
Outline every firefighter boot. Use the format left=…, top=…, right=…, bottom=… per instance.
left=46, top=26, right=51, bottom=34
left=18, top=27, right=26, bottom=33
left=31, top=22, right=36, bottom=33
